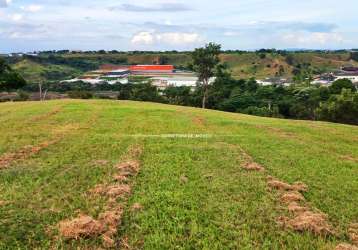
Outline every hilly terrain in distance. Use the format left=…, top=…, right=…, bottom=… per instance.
left=7, top=51, right=358, bottom=83
left=0, top=99, right=357, bottom=249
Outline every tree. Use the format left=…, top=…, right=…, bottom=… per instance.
left=192, top=43, right=221, bottom=108
left=0, top=58, right=26, bottom=91
left=329, top=79, right=356, bottom=94
left=316, top=89, right=358, bottom=125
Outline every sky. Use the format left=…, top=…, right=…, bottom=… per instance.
left=0, top=0, right=357, bottom=52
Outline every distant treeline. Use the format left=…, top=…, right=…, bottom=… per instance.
left=24, top=48, right=358, bottom=55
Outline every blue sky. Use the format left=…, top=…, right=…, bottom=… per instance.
left=0, top=0, right=357, bottom=52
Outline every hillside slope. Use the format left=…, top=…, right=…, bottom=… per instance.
left=7, top=51, right=358, bottom=82
left=0, top=100, right=357, bottom=249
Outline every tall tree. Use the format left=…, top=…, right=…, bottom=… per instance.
left=192, top=43, right=221, bottom=108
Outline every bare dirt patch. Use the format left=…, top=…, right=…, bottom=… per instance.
left=131, top=203, right=143, bottom=212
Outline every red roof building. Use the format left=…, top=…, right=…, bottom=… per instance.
left=129, top=65, right=174, bottom=73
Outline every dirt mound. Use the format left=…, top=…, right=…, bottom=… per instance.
left=58, top=215, right=105, bottom=239
left=242, top=162, right=265, bottom=171
left=349, top=223, right=358, bottom=245
left=283, top=211, right=333, bottom=236
left=281, top=192, right=305, bottom=203
left=335, top=243, right=358, bottom=250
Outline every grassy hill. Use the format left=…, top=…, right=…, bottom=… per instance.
left=12, top=59, right=81, bottom=83
left=6, top=51, right=358, bottom=83
left=0, top=100, right=357, bottom=249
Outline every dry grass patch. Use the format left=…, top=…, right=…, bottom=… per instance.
left=287, top=202, right=308, bottom=213
left=116, top=161, right=140, bottom=175
left=114, top=175, right=129, bottom=182
left=335, top=243, right=358, bottom=250
left=0, top=139, right=59, bottom=169
left=106, top=185, right=131, bottom=198
left=279, top=211, right=334, bottom=236
left=131, top=203, right=143, bottom=212
left=242, top=162, right=265, bottom=171
left=58, top=215, right=105, bottom=240
left=349, top=223, right=358, bottom=245
left=90, top=184, right=131, bottom=198
left=281, top=191, right=305, bottom=203
left=267, top=177, right=308, bottom=192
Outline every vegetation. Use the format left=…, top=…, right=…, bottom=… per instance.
left=0, top=58, right=26, bottom=91
left=192, top=43, right=221, bottom=108
left=5, top=50, right=358, bottom=83
left=0, top=100, right=357, bottom=249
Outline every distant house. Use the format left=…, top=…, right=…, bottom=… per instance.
left=257, top=77, right=293, bottom=86
left=334, top=72, right=358, bottom=83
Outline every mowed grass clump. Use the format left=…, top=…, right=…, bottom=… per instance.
left=0, top=99, right=357, bottom=249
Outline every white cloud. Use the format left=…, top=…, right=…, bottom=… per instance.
left=11, top=13, right=23, bottom=21
left=131, top=31, right=155, bottom=45
left=20, top=4, right=44, bottom=12
left=131, top=31, right=203, bottom=46
left=0, top=0, right=11, bottom=8
left=282, top=32, right=344, bottom=45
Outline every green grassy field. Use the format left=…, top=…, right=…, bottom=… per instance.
left=0, top=100, right=357, bottom=249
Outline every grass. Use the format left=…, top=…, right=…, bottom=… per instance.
left=0, top=100, right=357, bottom=249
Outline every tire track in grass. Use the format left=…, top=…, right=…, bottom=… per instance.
left=0, top=123, right=81, bottom=169
left=0, top=103, right=100, bottom=170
